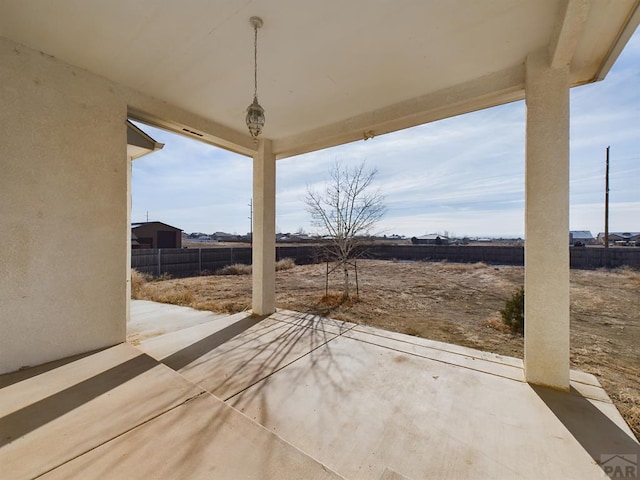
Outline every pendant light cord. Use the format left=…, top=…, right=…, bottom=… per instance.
left=253, top=24, right=258, bottom=99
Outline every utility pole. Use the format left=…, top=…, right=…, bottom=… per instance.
left=146, top=211, right=149, bottom=222
left=604, top=146, right=610, bottom=249
left=248, top=198, right=253, bottom=245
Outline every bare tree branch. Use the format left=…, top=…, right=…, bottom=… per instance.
left=305, top=161, right=386, bottom=299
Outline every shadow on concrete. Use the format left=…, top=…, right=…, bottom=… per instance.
left=532, top=385, right=640, bottom=475
left=5, top=307, right=638, bottom=479
left=0, top=347, right=110, bottom=389
left=147, top=310, right=356, bottom=475
left=213, top=313, right=354, bottom=401
left=0, top=313, right=268, bottom=449
left=0, top=353, right=158, bottom=447
left=0, top=310, right=341, bottom=455
left=160, top=313, right=263, bottom=371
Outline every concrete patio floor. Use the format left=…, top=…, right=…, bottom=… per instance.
left=1, top=300, right=638, bottom=479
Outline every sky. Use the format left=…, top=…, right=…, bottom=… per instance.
left=132, top=30, right=639, bottom=239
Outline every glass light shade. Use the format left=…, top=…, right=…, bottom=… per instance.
left=246, top=96, right=265, bottom=138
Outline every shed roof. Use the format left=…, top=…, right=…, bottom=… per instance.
left=131, top=221, right=183, bottom=232
left=597, top=231, right=640, bottom=237
left=417, top=234, right=449, bottom=240
left=570, top=230, right=595, bottom=239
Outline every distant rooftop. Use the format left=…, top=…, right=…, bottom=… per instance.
left=132, top=221, right=183, bottom=231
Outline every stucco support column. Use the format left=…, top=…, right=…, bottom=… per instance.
left=252, top=139, right=276, bottom=315
left=524, top=50, right=570, bottom=391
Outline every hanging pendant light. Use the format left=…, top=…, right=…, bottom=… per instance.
left=246, top=16, right=265, bottom=139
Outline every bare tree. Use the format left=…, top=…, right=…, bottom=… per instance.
left=305, top=161, right=386, bottom=299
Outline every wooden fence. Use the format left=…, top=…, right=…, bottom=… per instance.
left=131, top=245, right=640, bottom=278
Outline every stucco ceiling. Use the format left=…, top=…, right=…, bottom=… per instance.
left=0, top=0, right=638, bottom=158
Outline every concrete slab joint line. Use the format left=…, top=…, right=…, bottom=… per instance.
left=36, top=391, right=209, bottom=478
left=0, top=340, right=344, bottom=479
left=379, top=467, right=411, bottom=480
left=3, top=302, right=630, bottom=479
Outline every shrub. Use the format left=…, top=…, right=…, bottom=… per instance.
left=501, top=287, right=524, bottom=334
left=215, top=259, right=295, bottom=275
left=217, top=263, right=252, bottom=275
left=276, top=258, right=296, bottom=271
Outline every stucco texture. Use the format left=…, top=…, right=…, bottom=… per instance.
left=524, top=50, right=571, bottom=390
left=0, top=37, right=128, bottom=373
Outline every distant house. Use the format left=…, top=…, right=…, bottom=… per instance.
left=569, top=230, right=595, bottom=246
left=597, top=231, right=640, bottom=246
left=411, top=234, right=449, bottom=245
left=197, top=235, right=217, bottom=242
left=131, top=221, right=182, bottom=249
left=277, top=233, right=315, bottom=242
left=212, top=231, right=239, bottom=242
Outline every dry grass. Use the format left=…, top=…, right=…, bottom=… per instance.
left=482, top=313, right=514, bottom=334
left=130, top=269, right=152, bottom=298
left=131, top=269, right=194, bottom=306
left=153, top=288, right=195, bottom=306
left=216, top=263, right=252, bottom=275
left=192, top=299, right=249, bottom=313
left=133, top=260, right=640, bottom=440
left=131, top=269, right=252, bottom=313
left=436, top=261, right=488, bottom=272
left=318, top=292, right=360, bottom=308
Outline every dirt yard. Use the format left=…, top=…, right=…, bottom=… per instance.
left=133, top=260, right=640, bottom=440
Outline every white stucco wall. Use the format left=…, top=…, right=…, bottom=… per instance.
left=0, top=37, right=128, bottom=373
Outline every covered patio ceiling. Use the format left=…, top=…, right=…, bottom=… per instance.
left=1, top=0, right=638, bottom=159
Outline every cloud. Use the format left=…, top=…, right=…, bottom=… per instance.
left=132, top=30, right=639, bottom=237
left=131, top=124, right=253, bottom=232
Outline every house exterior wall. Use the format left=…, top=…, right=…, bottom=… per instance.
left=0, top=37, right=128, bottom=373
left=0, top=34, right=251, bottom=374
